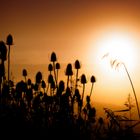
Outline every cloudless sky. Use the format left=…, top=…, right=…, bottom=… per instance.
left=1, top=0, right=140, bottom=64
left=1, top=0, right=140, bottom=110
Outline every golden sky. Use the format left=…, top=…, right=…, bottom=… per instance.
left=1, top=0, right=140, bottom=109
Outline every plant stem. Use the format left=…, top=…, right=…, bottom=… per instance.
left=123, top=63, right=140, bottom=119
left=8, top=45, right=10, bottom=81
left=53, top=62, right=57, bottom=87
left=90, top=83, right=94, bottom=97
left=75, top=69, right=78, bottom=89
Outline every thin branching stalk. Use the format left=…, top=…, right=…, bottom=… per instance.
left=90, top=83, right=94, bottom=97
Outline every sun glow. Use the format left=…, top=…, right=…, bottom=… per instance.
left=97, top=32, right=137, bottom=72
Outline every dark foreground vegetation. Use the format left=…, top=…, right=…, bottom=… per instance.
left=0, top=35, right=140, bottom=139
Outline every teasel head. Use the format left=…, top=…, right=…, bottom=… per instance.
left=65, top=63, right=73, bottom=76
left=50, top=52, right=57, bottom=62
left=6, top=34, right=13, bottom=45
left=74, top=60, right=81, bottom=69
left=48, top=63, right=53, bottom=72
left=35, top=71, right=42, bottom=84
left=81, top=74, right=87, bottom=84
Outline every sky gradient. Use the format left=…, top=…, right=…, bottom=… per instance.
left=1, top=0, right=140, bottom=108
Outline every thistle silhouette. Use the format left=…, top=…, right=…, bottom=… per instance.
left=74, top=60, right=81, bottom=89
left=65, top=63, right=73, bottom=88
left=6, top=34, right=13, bottom=82
left=56, top=62, right=60, bottom=84
left=50, top=52, right=57, bottom=86
left=22, top=69, right=27, bottom=83
left=81, top=74, right=87, bottom=106
left=90, top=75, right=96, bottom=97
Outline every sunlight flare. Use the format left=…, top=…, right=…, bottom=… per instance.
left=98, top=32, right=136, bottom=71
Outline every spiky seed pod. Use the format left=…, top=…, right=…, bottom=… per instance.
left=22, top=69, right=27, bottom=77
left=6, top=34, right=13, bottom=45
left=35, top=71, right=42, bottom=84
left=42, top=80, right=46, bottom=88
left=48, top=63, right=53, bottom=71
left=56, top=62, right=60, bottom=69
left=48, top=74, right=54, bottom=84
left=91, top=75, right=96, bottom=83
left=0, top=41, right=7, bottom=61
left=51, top=52, right=57, bottom=62
left=65, top=63, right=73, bottom=76
left=81, top=74, right=87, bottom=84
left=74, top=60, right=81, bottom=69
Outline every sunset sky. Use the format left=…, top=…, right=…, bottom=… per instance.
left=1, top=0, right=140, bottom=110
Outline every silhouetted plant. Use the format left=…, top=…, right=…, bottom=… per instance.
left=50, top=52, right=57, bottom=86
left=56, top=62, right=60, bottom=84
left=4, top=50, right=139, bottom=139
left=96, top=117, right=104, bottom=137
left=90, top=75, right=96, bottom=97
left=27, top=78, right=34, bottom=90
left=0, top=41, right=7, bottom=94
left=6, top=34, right=13, bottom=81
left=73, top=88, right=81, bottom=115
left=111, top=60, right=140, bottom=120
left=88, top=107, right=96, bottom=123
left=15, top=80, right=27, bottom=103
left=74, top=60, right=81, bottom=89
left=35, top=71, right=42, bottom=84
left=81, top=74, right=87, bottom=106
left=22, top=69, right=27, bottom=83
left=103, top=54, right=140, bottom=120
left=124, top=93, right=135, bottom=121
left=83, top=95, right=91, bottom=121
left=65, top=63, right=73, bottom=88
left=47, top=74, right=55, bottom=95
left=57, top=80, right=65, bottom=97
left=48, top=63, right=53, bottom=74
left=27, top=78, right=32, bottom=86
left=41, top=80, right=46, bottom=93
left=0, top=41, right=7, bottom=61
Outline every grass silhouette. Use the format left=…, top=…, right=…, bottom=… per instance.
left=110, top=59, right=140, bottom=120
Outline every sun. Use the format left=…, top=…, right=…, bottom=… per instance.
left=97, top=31, right=137, bottom=71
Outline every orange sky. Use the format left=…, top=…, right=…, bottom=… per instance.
left=1, top=0, right=140, bottom=111
left=0, top=0, right=140, bottom=63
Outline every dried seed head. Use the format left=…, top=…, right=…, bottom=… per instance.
left=6, top=34, right=13, bottom=45
left=51, top=52, right=57, bottom=62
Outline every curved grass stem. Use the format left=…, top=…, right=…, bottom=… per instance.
left=122, top=63, right=140, bottom=119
